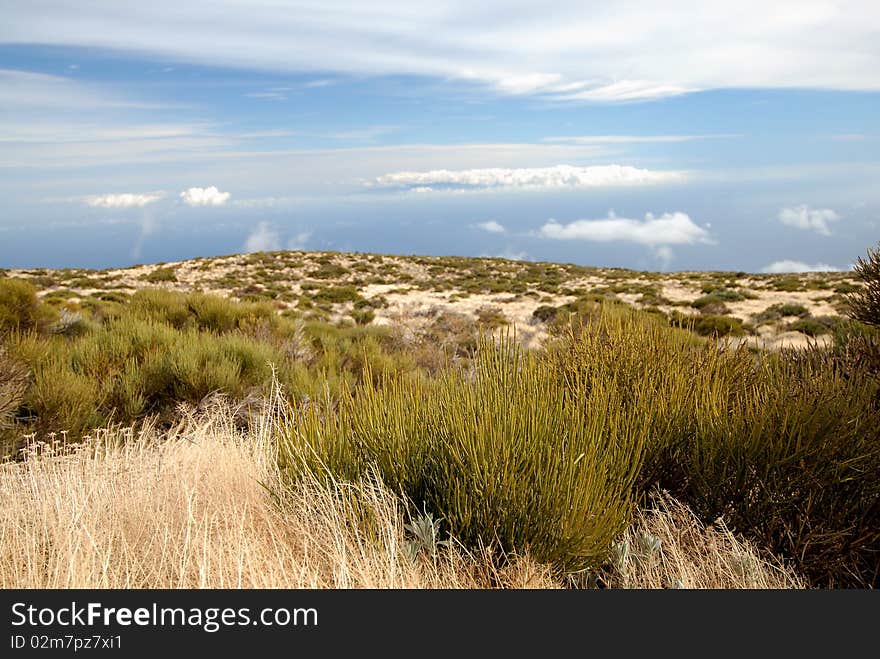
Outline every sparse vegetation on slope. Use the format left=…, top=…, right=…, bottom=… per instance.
left=1, top=247, right=878, bottom=588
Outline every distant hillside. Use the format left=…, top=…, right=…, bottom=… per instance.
left=5, top=250, right=859, bottom=350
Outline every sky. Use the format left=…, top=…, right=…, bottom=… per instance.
left=1, top=1, right=879, bottom=272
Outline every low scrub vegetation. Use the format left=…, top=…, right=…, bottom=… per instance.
left=2, top=245, right=879, bottom=588
left=280, top=303, right=880, bottom=586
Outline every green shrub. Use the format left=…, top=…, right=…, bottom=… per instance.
left=834, top=282, right=860, bottom=295
left=548, top=307, right=880, bottom=586
left=280, top=337, right=647, bottom=573
left=691, top=294, right=735, bottom=312
left=671, top=312, right=744, bottom=337
left=309, top=263, right=350, bottom=280
left=698, top=287, right=745, bottom=302
left=312, top=285, right=362, bottom=305
left=787, top=316, right=840, bottom=336
left=129, top=289, right=280, bottom=335
left=691, top=295, right=731, bottom=315
left=0, top=279, right=53, bottom=333
left=776, top=303, right=809, bottom=317
left=139, top=267, right=177, bottom=283
left=769, top=277, right=805, bottom=292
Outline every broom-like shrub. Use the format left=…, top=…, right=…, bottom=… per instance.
left=280, top=336, right=649, bottom=573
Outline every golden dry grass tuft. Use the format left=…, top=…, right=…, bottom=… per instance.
left=0, top=403, right=553, bottom=589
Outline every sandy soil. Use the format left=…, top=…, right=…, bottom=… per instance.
left=8, top=251, right=858, bottom=351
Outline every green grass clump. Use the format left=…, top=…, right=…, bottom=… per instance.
left=280, top=336, right=647, bottom=574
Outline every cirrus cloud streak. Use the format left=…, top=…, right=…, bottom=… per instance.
left=85, top=191, right=165, bottom=208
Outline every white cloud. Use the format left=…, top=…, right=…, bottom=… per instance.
left=475, top=220, right=506, bottom=233
left=287, top=231, right=312, bottom=250
left=4, top=3, right=878, bottom=102
left=243, top=222, right=280, bottom=252
left=85, top=191, right=164, bottom=208
left=777, top=205, right=841, bottom=235
left=761, top=260, right=841, bottom=273
left=373, top=164, right=683, bottom=191
left=539, top=211, right=712, bottom=246
left=180, top=186, right=231, bottom=206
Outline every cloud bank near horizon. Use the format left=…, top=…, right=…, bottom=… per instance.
left=761, top=259, right=843, bottom=273
left=372, top=165, right=684, bottom=192
left=85, top=192, right=165, bottom=208
left=538, top=211, right=711, bottom=246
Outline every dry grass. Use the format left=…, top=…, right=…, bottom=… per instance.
left=597, top=494, right=804, bottom=589
left=0, top=404, right=803, bottom=590
left=0, top=403, right=554, bottom=589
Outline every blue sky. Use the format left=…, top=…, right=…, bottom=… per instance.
left=1, top=1, right=878, bottom=272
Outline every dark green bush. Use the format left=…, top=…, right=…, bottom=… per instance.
left=698, top=287, right=745, bottom=302
left=312, top=285, right=361, bottom=305
left=787, top=316, right=840, bottom=336
left=139, top=267, right=177, bottom=283
left=691, top=294, right=733, bottom=313
left=531, top=305, right=557, bottom=323
left=671, top=312, right=744, bottom=337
